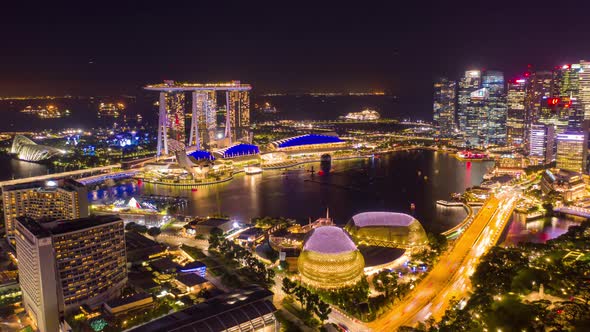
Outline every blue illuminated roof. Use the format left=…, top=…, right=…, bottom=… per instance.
left=218, top=144, right=259, bottom=158
left=276, top=134, right=343, bottom=148
left=188, top=150, right=215, bottom=161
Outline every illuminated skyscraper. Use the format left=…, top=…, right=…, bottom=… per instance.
left=558, top=64, right=581, bottom=99
left=467, top=87, right=488, bottom=144
left=534, top=68, right=570, bottom=134
left=556, top=132, right=587, bottom=173
left=16, top=215, right=126, bottom=332
left=579, top=60, right=590, bottom=120
left=433, top=77, right=457, bottom=137
left=482, top=70, right=507, bottom=145
left=189, top=90, right=217, bottom=148
left=458, top=70, right=482, bottom=145
left=145, top=81, right=252, bottom=155
left=457, top=70, right=507, bottom=146
left=226, top=90, right=251, bottom=142
left=165, top=92, right=187, bottom=144
left=2, top=179, right=88, bottom=246
left=554, top=64, right=584, bottom=131
left=507, top=79, right=526, bottom=147
left=523, top=70, right=553, bottom=151
left=529, top=124, right=555, bottom=164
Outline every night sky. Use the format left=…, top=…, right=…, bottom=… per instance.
left=3, top=1, right=590, bottom=116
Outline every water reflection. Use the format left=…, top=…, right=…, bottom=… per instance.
left=0, top=156, right=49, bottom=181
left=502, top=213, right=580, bottom=246
left=89, top=151, right=494, bottom=233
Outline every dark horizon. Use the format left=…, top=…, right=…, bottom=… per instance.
left=3, top=1, right=590, bottom=117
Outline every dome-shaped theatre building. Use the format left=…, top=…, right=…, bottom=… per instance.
left=297, top=226, right=365, bottom=289
left=344, top=212, right=428, bottom=249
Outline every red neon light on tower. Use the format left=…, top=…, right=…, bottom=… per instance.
left=548, top=98, right=560, bottom=106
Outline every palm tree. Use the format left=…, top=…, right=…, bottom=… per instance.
left=314, top=300, right=332, bottom=324
left=147, top=227, right=161, bottom=239
left=294, top=286, right=307, bottom=308
left=282, top=278, right=296, bottom=295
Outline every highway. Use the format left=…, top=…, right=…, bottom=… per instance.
left=0, top=164, right=121, bottom=187
left=367, top=191, right=517, bottom=331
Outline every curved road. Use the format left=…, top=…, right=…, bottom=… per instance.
left=367, top=192, right=517, bottom=331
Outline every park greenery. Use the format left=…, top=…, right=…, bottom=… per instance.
left=147, top=226, right=162, bottom=238
left=282, top=276, right=372, bottom=321
left=252, top=216, right=293, bottom=228
left=405, top=220, right=590, bottom=331
left=412, top=232, right=449, bottom=266
left=281, top=278, right=332, bottom=326
left=124, top=222, right=148, bottom=234
left=208, top=231, right=275, bottom=287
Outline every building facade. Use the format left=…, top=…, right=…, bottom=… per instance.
left=526, top=70, right=553, bottom=127
left=226, top=90, right=251, bottom=142
left=145, top=81, right=252, bottom=156
left=482, top=70, right=507, bottom=145
left=433, top=77, right=457, bottom=137
left=165, top=92, right=187, bottom=144
left=535, top=68, right=569, bottom=133
left=541, top=169, right=586, bottom=202
left=457, top=70, right=507, bottom=146
left=556, top=132, right=587, bottom=173
left=506, top=79, right=526, bottom=147
left=529, top=124, right=555, bottom=164
left=555, top=64, right=584, bottom=131
left=458, top=70, right=482, bottom=144
left=580, top=60, right=590, bottom=121
left=15, top=215, right=127, bottom=332
left=3, top=179, right=88, bottom=245
left=189, top=90, right=217, bottom=148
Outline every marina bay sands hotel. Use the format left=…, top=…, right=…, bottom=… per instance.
left=144, top=80, right=252, bottom=156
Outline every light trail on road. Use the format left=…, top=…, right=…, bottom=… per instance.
left=367, top=192, right=517, bottom=331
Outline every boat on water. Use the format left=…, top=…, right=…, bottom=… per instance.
left=457, top=150, right=488, bottom=160
left=244, top=166, right=263, bottom=175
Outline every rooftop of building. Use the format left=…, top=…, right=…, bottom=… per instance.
left=273, top=133, right=343, bottom=149
left=214, top=143, right=260, bottom=159
left=150, top=257, right=182, bottom=272
left=543, top=168, right=584, bottom=183
left=17, top=214, right=122, bottom=238
left=127, top=286, right=275, bottom=332
left=144, top=80, right=252, bottom=91
left=125, top=232, right=166, bottom=262
left=128, top=272, right=160, bottom=291
left=105, top=292, right=153, bottom=309
left=187, top=150, right=215, bottom=161
left=238, top=227, right=265, bottom=239
left=179, top=261, right=206, bottom=272
left=349, top=212, right=416, bottom=228
left=176, top=273, right=208, bottom=287
left=125, top=231, right=162, bottom=251
left=303, top=226, right=357, bottom=254
left=197, top=218, right=233, bottom=228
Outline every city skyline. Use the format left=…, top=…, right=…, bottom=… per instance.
left=3, top=2, right=590, bottom=118
left=2, top=3, right=590, bottom=332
